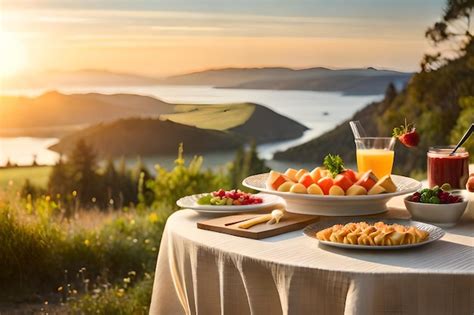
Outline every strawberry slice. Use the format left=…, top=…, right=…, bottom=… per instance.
left=393, top=119, right=420, bottom=148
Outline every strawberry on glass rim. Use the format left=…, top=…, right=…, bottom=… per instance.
left=392, top=119, right=420, bottom=148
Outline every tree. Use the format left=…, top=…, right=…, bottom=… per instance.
left=422, top=0, right=473, bottom=71
left=228, top=141, right=270, bottom=190
left=383, top=82, right=398, bottom=104
left=48, top=155, right=71, bottom=199
left=69, top=139, right=100, bottom=208
left=103, top=159, right=119, bottom=208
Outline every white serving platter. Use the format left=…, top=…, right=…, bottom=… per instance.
left=176, top=193, right=284, bottom=214
left=242, top=174, right=421, bottom=216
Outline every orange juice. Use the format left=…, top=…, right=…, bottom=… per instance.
left=356, top=149, right=394, bottom=178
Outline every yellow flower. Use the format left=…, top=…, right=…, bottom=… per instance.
left=116, top=288, right=125, bottom=297
left=123, top=277, right=131, bottom=284
left=148, top=212, right=159, bottom=223
left=84, top=239, right=90, bottom=246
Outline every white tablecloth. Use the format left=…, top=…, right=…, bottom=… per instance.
left=150, top=197, right=474, bottom=315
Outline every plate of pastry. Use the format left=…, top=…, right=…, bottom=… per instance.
left=303, top=219, right=445, bottom=249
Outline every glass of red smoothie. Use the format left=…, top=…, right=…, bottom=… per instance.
left=427, top=146, right=469, bottom=189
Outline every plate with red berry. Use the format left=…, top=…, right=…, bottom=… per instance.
left=176, top=189, right=284, bottom=213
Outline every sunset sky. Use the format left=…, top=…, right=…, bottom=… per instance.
left=1, top=0, right=445, bottom=77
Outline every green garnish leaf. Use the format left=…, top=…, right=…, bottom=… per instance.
left=323, top=154, right=345, bottom=177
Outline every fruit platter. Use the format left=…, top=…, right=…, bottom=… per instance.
left=176, top=189, right=284, bottom=214
left=242, top=155, right=421, bottom=216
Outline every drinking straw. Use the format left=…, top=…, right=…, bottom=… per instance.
left=349, top=120, right=368, bottom=139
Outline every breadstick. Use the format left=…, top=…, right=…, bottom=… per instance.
left=238, top=214, right=272, bottom=229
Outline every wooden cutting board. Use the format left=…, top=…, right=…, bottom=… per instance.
left=197, top=212, right=319, bottom=239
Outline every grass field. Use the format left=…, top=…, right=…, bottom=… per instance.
left=0, top=166, right=52, bottom=190
left=161, top=103, right=255, bottom=130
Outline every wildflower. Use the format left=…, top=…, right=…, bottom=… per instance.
left=84, top=239, right=90, bottom=246
left=45, top=195, right=51, bottom=202
left=109, top=199, right=114, bottom=205
left=133, top=238, right=138, bottom=243
left=152, top=247, right=157, bottom=252
left=72, top=191, right=77, bottom=197
left=128, top=271, right=136, bottom=277
left=130, top=219, right=135, bottom=225
left=116, top=288, right=125, bottom=297
left=44, top=301, right=48, bottom=305
left=148, top=212, right=159, bottom=223
left=57, top=286, right=63, bottom=292
left=144, top=239, right=150, bottom=244
left=123, top=277, right=131, bottom=284
left=92, top=197, right=96, bottom=203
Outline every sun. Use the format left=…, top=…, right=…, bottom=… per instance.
left=0, top=30, right=27, bottom=77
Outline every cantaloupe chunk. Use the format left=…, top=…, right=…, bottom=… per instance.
left=290, top=183, right=307, bottom=194
left=299, top=174, right=314, bottom=188
left=355, top=171, right=378, bottom=191
left=376, top=175, right=397, bottom=193
left=329, top=185, right=345, bottom=195
left=310, top=167, right=323, bottom=182
left=368, top=184, right=386, bottom=195
left=284, top=168, right=298, bottom=182
left=346, top=184, right=367, bottom=196
left=295, top=169, right=309, bottom=181
left=277, top=182, right=293, bottom=192
left=307, top=183, right=323, bottom=195
left=266, top=170, right=289, bottom=190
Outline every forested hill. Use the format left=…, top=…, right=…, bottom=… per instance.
left=274, top=41, right=474, bottom=175
left=49, top=118, right=244, bottom=157
left=49, top=102, right=308, bottom=157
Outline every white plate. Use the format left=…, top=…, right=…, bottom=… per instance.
left=303, top=218, right=445, bottom=250
left=242, top=174, right=421, bottom=216
left=176, top=193, right=284, bottom=213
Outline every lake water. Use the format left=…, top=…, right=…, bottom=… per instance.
left=0, top=85, right=382, bottom=170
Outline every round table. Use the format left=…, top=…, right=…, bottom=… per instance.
left=149, top=197, right=474, bottom=315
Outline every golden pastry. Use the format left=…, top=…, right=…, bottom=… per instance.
left=316, top=222, right=429, bottom=246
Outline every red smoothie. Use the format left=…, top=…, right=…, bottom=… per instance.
left=427, top=147, right=469, bottom=189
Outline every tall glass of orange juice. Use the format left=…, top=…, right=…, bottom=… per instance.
left=355, top=137, right=396, bottom=178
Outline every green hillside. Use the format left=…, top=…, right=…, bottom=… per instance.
left=162, top=103, right=255, bottom=130
left=0, top=166, right=51, bottom=190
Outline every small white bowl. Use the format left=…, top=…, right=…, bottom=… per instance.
left=404, top=190, right=469, bottom=227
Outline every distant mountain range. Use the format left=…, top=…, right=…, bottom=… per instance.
left=2, top=70, right=159, bottom=89
left=162, top=67, right=413, bottom=95
left=5, top=67, right=412, bottom=95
